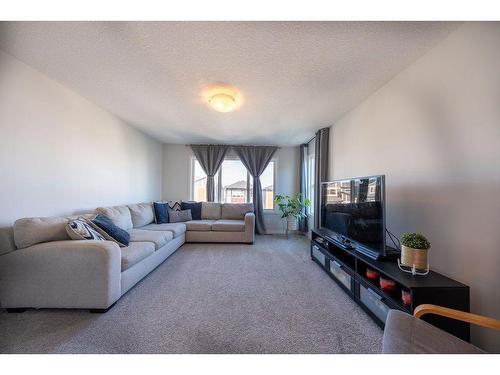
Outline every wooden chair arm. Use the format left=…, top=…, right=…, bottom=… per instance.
left=414, top=304, right=500, bottom=331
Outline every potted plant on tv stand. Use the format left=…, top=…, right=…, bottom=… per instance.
left=274, top=193, right=311, bottom=236
left=398, top=232, right=431, bottom=275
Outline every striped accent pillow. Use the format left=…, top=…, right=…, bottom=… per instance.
left=167, top=200, right=182, bottom=211
left=152, top=200, right=181, bottom=212
left=66, top=217, right=106, bottom=241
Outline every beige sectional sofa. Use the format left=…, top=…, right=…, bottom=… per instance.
left=0, top=202, right=254, bottom=312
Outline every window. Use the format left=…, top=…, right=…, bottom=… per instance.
left=251, top=162, right=274, bottom=209
left=191, top=158, right=275, bottom=209
left=192, top=159, right=207, bottom=202
left=191, top=159, right=219, bottom=202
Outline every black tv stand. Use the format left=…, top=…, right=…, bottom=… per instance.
left=311, top=228, right=470, bottom=341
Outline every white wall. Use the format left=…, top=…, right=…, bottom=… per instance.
left=162, top=144, right=300, bottom=233
left=0, top=51, right=163, bottom=225
left=328, top=23, right=500, bottom=352
left=162, top=144, right=193, bottom=202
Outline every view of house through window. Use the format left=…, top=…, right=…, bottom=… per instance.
left=192, top=158, right=274, bottom=209
left=221, top=159, right=248, bottom=204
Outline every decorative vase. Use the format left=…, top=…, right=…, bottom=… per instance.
left=287, top=216, right=298, bottom=232
left=401, top=245, right=429, bottom=270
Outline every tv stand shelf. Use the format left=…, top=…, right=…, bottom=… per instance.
left=311, top=228, right=470, bottom=341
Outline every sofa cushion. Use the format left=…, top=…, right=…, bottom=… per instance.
left=66, top=218, right=106, bottom=241
left=120, top=241, right=155, bottom=271
left=153, top=202, right=169, bottom=224
left=221, top=203, right=254, bottom=220
left=128, top=203, right=155, bottom=228
left=0, top=226, right=16, bottom=255
left=184, top=220, right=215, bottom=232
left=128, top=228, right=173, bottom=250
left=211, top=219, right=246, bottom=232
left=95, top=205, right=133, bottom=230
left=13, top=217, right=70, bottom=249
left=65, top=213, right=95, bottom=221
left=382, top=310, right=484, bottom=354
left=181, top=201, right=202, bottom=220
left=169, top=209, right=192, bottom=223
left=201, top=202, right=222, bottom=220
left=90, top=214, right=130, bottom=247
left=140, top=223, right=187, bottom=238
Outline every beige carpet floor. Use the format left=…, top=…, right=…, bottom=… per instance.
left=0, top=235, right=382, bottom=353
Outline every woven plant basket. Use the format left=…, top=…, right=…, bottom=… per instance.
left=401, top=245, right=429, bottom=270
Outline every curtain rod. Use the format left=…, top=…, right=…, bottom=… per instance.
left=185, top=144, right=281, bottom=148
left=304, top=136, right=315, bottom=145
left=303, top=126, right=330, bottom=145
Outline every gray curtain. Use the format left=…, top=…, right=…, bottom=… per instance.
left=314, top=128, right=329, bottom=229
left=190, top=144, right=230, bottom=202
left=298, top=143, right=308, bottom=233
left=233, top=145, right=278, bottom=234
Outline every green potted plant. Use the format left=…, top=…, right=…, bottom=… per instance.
left=274, top=193, right=311, bottom=235
left=400, top=232, right=431, bottom=271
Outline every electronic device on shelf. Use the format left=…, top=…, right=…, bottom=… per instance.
left=325, top=234, right=354, bottom=250
left=357, top=243, right=400, bottom=260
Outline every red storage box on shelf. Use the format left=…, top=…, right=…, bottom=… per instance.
left=402, top=290, right=412, bottom=306
left=379, top=276, right=396, bottom=291
left=366, top=268, right=380, bottom=280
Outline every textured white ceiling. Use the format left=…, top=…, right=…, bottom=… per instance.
left=0, top=22, right=458, bottom=145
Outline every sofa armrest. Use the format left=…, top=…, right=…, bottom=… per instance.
left=0, top=240, right=121, bottom=309
left=244, top=212, right=255, bottom=243
left=382, top=309, right=484, bottom=354
left=414, top=304, right=500, bottom=330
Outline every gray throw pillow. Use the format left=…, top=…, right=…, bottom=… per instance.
left=169, top=209, right=192, bottom=223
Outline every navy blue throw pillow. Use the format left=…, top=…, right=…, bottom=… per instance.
left=181, top=201, right=202, bottom=220
left=153, top=202, right=169, bottom=224
left=91, top=214, right=130, bottom=247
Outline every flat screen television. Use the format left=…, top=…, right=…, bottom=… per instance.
left=320, top=175, right=394, bottom=259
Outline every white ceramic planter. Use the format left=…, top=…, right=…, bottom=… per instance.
left=287, top=216, right=298, bottom=231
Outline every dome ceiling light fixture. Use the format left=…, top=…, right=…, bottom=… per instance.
left=202, top=84, right=243, bottom=113
left=209, top=93, right=237, bottom=113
